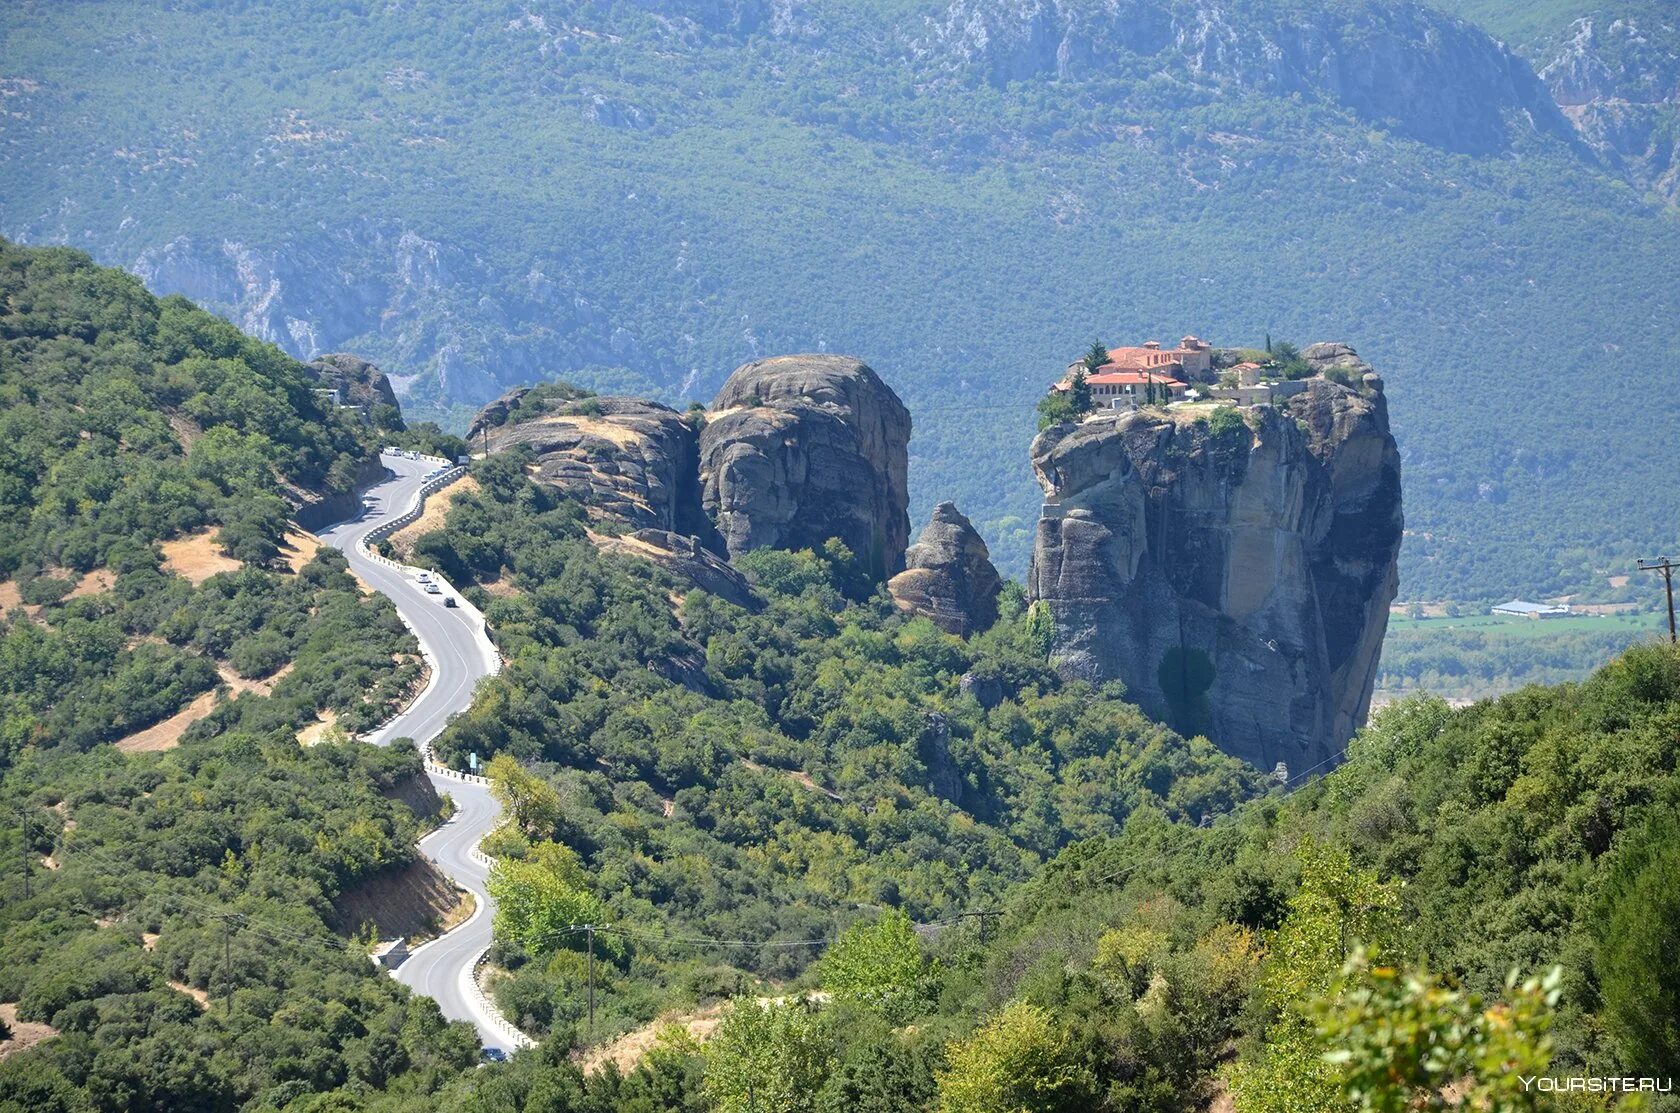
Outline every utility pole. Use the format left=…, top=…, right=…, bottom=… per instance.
left=19, top=808, right=29, bottom=902
left=584, top=923, right=595, bottom=1037
left=222, top=917, right=235, bottom=1016
left=1638, top=557, right=1679, bottom=643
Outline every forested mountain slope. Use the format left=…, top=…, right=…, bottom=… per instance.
left=0, top=240, right=423, bottom=768
left=3, top=0, right=1678, bottom=600
left=2, top=241, right=1677, bottom=1110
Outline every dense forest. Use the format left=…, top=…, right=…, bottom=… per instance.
left=2, top=222, right=1677, bottom=1111
left=4, top=0, right=1680, bottom=601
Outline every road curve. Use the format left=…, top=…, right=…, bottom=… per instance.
left=316, top=452, right=522, bottom=1055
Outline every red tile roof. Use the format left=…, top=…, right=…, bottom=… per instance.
left=1086, top=371, right=1186, bottom=387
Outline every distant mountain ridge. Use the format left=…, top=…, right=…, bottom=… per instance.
left=2, top=0, right=1677, bottom=601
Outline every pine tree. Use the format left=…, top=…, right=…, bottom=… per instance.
left=1069, top=369, right=1093, bottom=414
left=1082, top=340, right=1109, bottom=373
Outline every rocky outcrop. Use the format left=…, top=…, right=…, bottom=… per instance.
left=888, top=502, right=1002, bottom=636
left=1537, top=16, right=1680, bottom=205
left=306, top=353, right=404, bottom=428
left=598, top=528, right=761, bottom=612
left=472, top=392, right=716, bottom=542
left=294, top=453, right=388, bottom=532
left=1027, top=369, right=1401, bottom=773
left=700, top=355, right=912, bottom=582
left=919, top=0, right=1572, bottom=155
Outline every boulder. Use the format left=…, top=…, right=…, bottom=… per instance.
left=888, top=502, right=1002, bottom=636
left=1027, top=374, right=1401, bottom=772
left=700, top=354, right=911, bottom=581
left=306, top=353, right=403, bottom=428
left=471, top=393, right=718, bottom=543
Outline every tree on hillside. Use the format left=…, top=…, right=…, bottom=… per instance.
left=1225, top=841, right=1403, bottom=1112
left=704, top=998, right=834, bottom=1113
left=486, top=752, right=561, bottom=837
left=1593, top=808, right=1680, bottom=1074
left=1068, top=369, right=1093, bottom=415
left=816, top=909, right=936, bottom=1023
left=487, top=841, right=605, bottom=958
left=1082, top=341, right=1109, bottom=373
left=937, top=1001, right=1095, bottom=1113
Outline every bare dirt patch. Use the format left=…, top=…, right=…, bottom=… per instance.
left=0, top=1003, right=58, bottom=1060
left=387, top=476, right=479, bottom=560
left=114, top=688, right=221, bottom=753
left=218, top=661, right=292, bottom=698
left=739, top=759, right=841, bottom=802
left=168, top=981, right=209, bottom=1010
left=168, top=413, right=202, bottom=450
left=141, top=932, right=160, bottom=951
left=160, top=530, right=241, bottom=584
left=296, top=708, right=341, bottom=747
left=331, top=857, right=472, bottom=946
left=579, top=1004, right=728, bottom=1076
left=0, top=581, right=19, bottom=611
left=67, top=568, right=116, bottom=599
left=280, top=529, right=323, bottom=574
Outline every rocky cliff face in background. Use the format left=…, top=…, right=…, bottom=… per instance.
left=889, top=502, right=1002, bottom=636
left=1028, top=365, right=1401, bottom=773
left=1538, top=15, right=1680, bottom=204
left=306, top=353, right=404, bottom=428
left=469, top=390, right=716, bottom=542
left=700, top=355, right=912, bottom=581
left=920, top=0, right=1572, bottom=154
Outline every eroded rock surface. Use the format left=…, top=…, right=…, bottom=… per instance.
left=700, top=354, right=912, bottom=581
left=889, top=502, right=1002, bottom=636
left=1027, top=374, right=1401, bottom=772
left=307, top=352, right=403, bottom=427
left=472, top=392, right=716, bottom=542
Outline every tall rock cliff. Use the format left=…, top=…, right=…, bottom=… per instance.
left=1027, top=372, right=1401, bottom=773
left=700, top=355, right=912, bottom=582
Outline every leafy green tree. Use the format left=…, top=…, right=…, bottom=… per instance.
left=703, top=998, right=835, bottom=1113
left=936, top=1001, right=1095, bottom=1113
left=1592, top=808, right=1680, bottom=1074
left=486, top=841, right=605, bottom=956
left=1035, top=391, right=1077, bottom=430
left=486, top=752, right=562, bottom=837
left=1226, top=842, right=1403, bottom=1113
left=816, top=909, right=936, bottom=1023
left=1316, top=954, right=1562, bottom=1113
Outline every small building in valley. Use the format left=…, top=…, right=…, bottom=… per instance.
left=1491, top=599, right=1571, bottom=618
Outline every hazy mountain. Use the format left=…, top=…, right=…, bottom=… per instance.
left=2, top=0, right=1677, bottom=598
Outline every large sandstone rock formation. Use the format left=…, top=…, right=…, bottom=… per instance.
left=306, top=352, right=403, bottom=428
left=1027, top=372, right=1401, bottom=773
left=700, top=355, right=912, bottom=581
left=889, top=502, right=1002, bottom=636
left=470, top=390, right=717, bottom=542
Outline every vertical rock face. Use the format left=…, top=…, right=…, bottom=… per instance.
left=1027, top=373, right=1401, bottom=773
left=470, top=391, right=716, bottom=542
left=888, top=502, right=1003, bottom=636
left=700, top=354, right=912, bottom=581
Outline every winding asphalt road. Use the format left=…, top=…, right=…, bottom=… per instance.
left=316, top=452, right=520, bottom=1055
